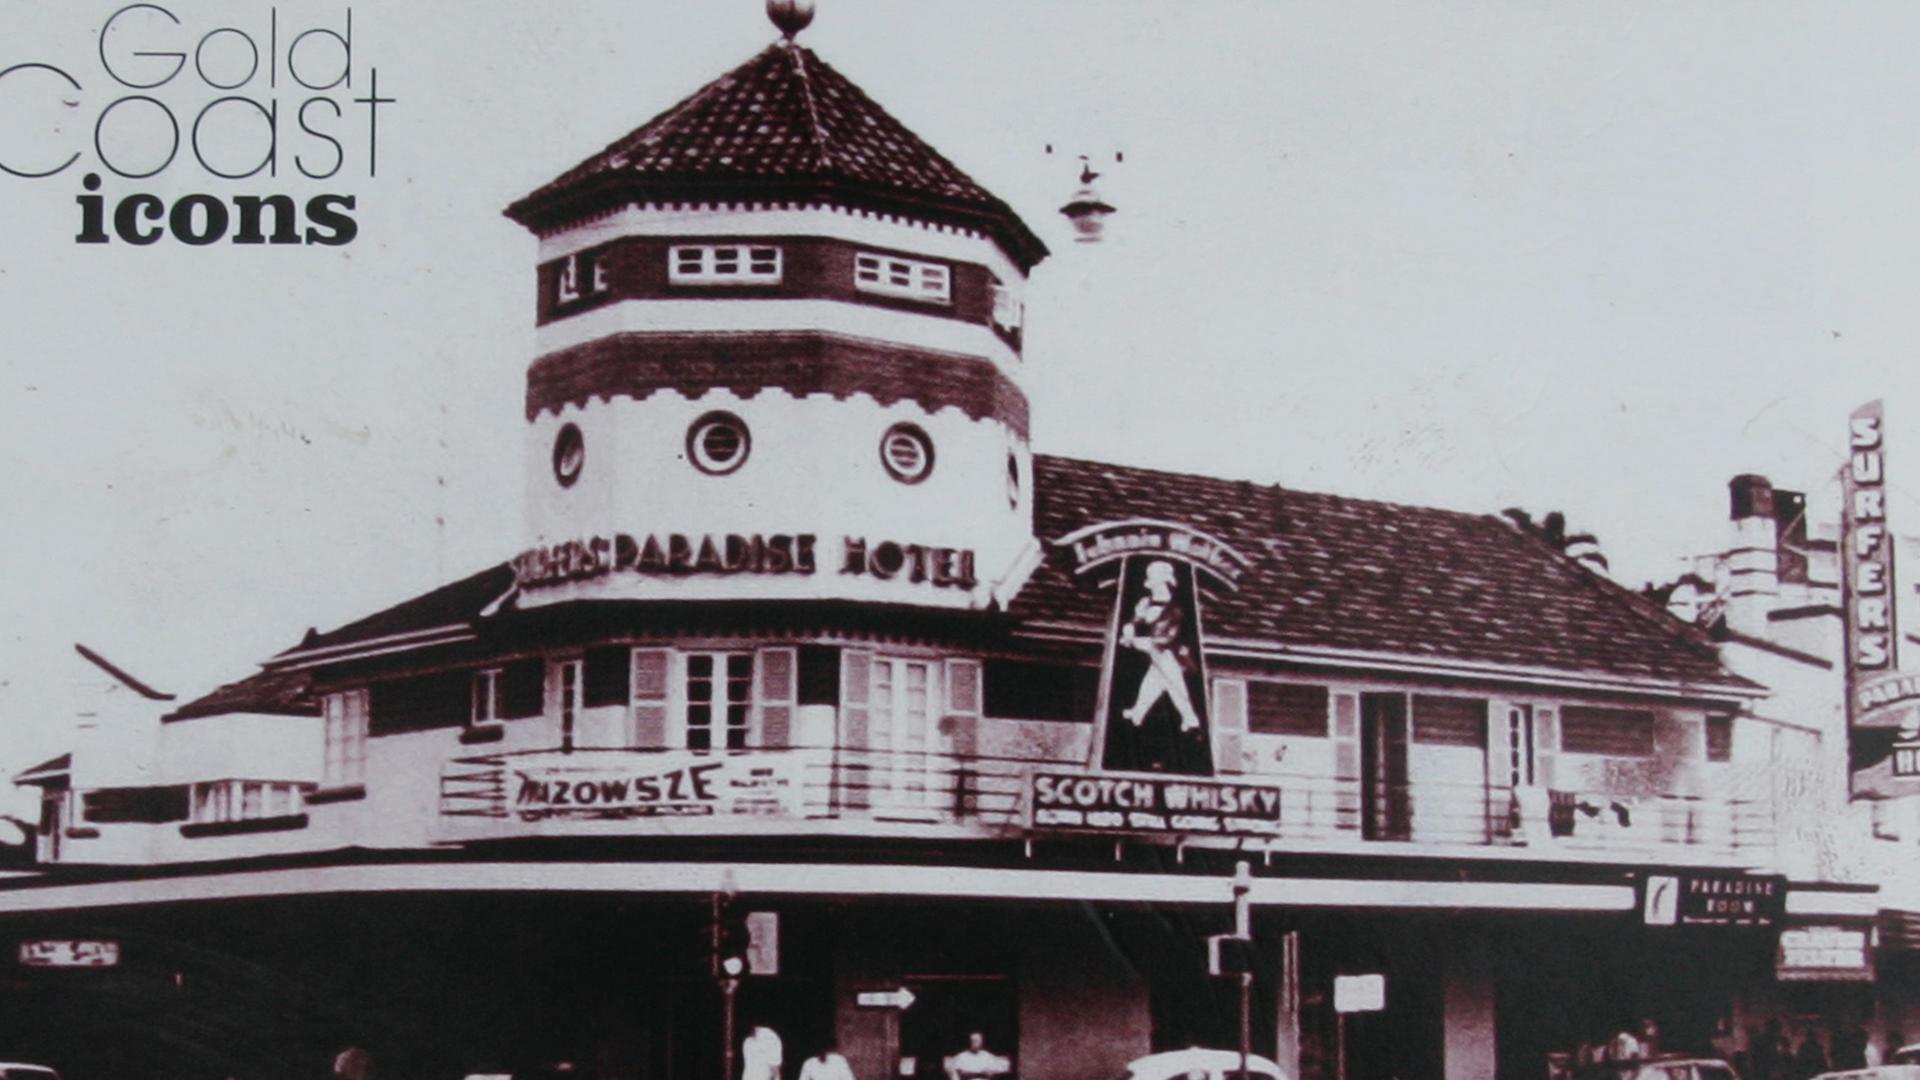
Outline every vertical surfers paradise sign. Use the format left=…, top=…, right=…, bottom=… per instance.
left=1054, top=519, right=1250, bottom=777
left=1845, top=401, right=1920, bottom=796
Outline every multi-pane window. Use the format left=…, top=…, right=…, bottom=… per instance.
left=322, top=690, right=368, bottom=788
left=1507, top=705, right=1536, bottom=787
left=190, top=780, right=305, bottom=823
left=686, top=652, right=754, bottom=750
left=854, top=253, right=951, bottom=304
left=669, top=244, right=782, bottom=285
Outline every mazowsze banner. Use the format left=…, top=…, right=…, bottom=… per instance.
left=506, top=751, right=803, bottom=821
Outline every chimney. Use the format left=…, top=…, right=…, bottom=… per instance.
left=1725, top=474, right=1780, bottom=637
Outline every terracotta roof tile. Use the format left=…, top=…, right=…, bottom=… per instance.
left=1015, top=456, right=1743, bottom=688
left=505, top=43, right=1046, bottom=268
left=165, top=667, right=320, bottom=722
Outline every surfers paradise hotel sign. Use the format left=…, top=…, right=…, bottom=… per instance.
left=1844, top=401, right=1920, bottom=796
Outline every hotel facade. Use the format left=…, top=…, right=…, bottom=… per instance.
left=0, top=12, right=1884, bottom=1080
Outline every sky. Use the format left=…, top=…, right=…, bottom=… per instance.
left=2, top=0, right=1918, bottom=788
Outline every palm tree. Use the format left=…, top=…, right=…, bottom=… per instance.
left=1500, top=507, right=1610, bottom=572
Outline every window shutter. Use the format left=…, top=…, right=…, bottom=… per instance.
left=1535, top=706, right=1558, bottom=789
left=758, top=648, right=796, bottom=748
left=1331, top=692, right=1360, bottom=782
left=944, top=659, right=982, bottom=757
left=631, top=648, right=672, bottom=748
left=1212, top=679, right=1247, bottom=774
left=841, top=650, right=872, bottom=749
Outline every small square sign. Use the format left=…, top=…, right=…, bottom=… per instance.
left=1333, top=973, right=1385, bottom=1014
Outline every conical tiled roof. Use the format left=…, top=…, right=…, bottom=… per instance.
left=506, top=42, right=1047, bottom=269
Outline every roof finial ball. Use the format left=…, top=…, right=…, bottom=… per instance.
left=767, top=0, right=815, bottom=40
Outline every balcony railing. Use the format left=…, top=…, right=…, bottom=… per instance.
left=436, top=748, right=1774, bottom=861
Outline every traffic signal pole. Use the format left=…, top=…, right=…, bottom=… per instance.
left=721, top=974, right=740, bottom=1080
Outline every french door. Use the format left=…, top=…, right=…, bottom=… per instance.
left=871, top=658, right=940, bottom=809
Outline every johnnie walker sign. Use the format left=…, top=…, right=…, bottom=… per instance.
left=1026, top=520, right=1286, bottom=837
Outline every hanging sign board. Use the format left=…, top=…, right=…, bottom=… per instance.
left=18, top=939, right=120, bottom=968
left=1642, top=872, right=1785, bottom=928
left=1776, top=924, right=1876, bottom=982
left=1333, top=974, right=1386, bottom=1014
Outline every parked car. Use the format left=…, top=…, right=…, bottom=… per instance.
left=1124, top=1049, right=1287, bottom=1080
left=1574, top=1057, right=1741, bottom=1080
left=0, top=1065, right=61, bottom=1080
left=1813, top=1066, right=1920, bottom=1080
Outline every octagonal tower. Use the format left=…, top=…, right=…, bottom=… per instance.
left=503, top=27, right=1048, bottom=612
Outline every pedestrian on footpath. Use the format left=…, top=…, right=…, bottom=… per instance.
left=743, top=1025, right=784, bottom=1080
left=798, top=1043, right=854, bottom=1080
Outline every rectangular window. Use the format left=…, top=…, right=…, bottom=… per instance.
left=1507, top=705, right=1536, bottom=787
left=989, top=280, right=1022, bottom=331
left=1559, top=706, right=1656, bottom=757
left=189, top=781, right=303, bottom=824
left=983, top=659, right=1099, bottom=722
left=1412, top=695, right=1488, bottom=747
left=323, top=690, right=369, bottom=788
left=798, top=646, right=841, bottom=707
left=686, top=652, right=754, bottom=751
left=855, top=252, right=951, bottom=304
left=499, top=658, right=545, bottom=720
left=584, top=646, right=632, bottom=708
left=1706, top=715, right=1734, bottom=763
left=80, top=786, right=190, bottom=824
left=555, top=658, right=583, bottom=749
left=369, top=670, right=468, bottom=735
left=471, top=669, right=502, bottom=726
left=1247, top=682, right=1331, bottom=737
left=669, top=244, right=782, bottom=285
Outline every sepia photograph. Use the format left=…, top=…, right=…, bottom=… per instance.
left=1, top=2, right=1918, bottom=1079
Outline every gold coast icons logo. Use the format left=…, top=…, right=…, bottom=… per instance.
left=0, top=4, right=394, bottom=246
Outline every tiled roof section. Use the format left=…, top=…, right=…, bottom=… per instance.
left=13, top=753, right=71, bottom=784
left=166, top=667, right=320, bottom=722
left=289, top=563, right=518, bottom=655
left=505, top=43, right=1046, bottom=269
left=1018, top=455, right=1746, bottom=688
left=235, top=462, right=1741, bottom=691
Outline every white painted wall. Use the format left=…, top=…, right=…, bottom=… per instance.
left=155, top=714, right=322, bottom=785
left=520, top=391, right=1033, bottom=610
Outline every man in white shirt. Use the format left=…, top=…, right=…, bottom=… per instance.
left=944, top=1032, right=1010, bottom=1080
left=742, top=1025, right=784, bottom=1080
left=797, top=1044, right=855, bottom=1080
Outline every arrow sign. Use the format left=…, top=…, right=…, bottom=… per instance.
left=856, top=987, right=916, bottom=1010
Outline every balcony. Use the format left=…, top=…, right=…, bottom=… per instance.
left=434, top=747, right=1775, bottom=866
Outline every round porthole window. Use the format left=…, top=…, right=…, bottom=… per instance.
left=880, top=423, right=935, bottom=484
left=687, top=411, right=751, bottom=475
left=552, top=423, right=585, bottom=488
left=1006, top=451, right=1021, bottom=508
